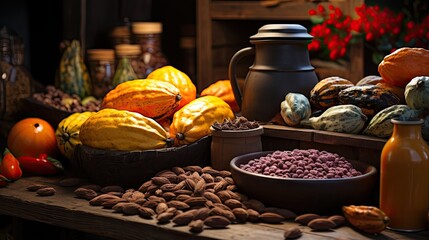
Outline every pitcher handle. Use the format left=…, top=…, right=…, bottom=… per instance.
left=228, top=47, right=255, bottom=108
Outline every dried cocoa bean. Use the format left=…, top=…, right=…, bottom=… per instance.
left=100, top=185, right=124, bottom=193
left=172, top=210, right=197, bottom=226
left=139, top=207, right=156, bottom=219
left=188, top=219, right=204, bottom=233
left=283, top=227, right=302, bottom=239
left=59, top=177, right=82, bottom=187
left=210, top=207, right=236, bottom=222
left=260, top=212, right=285, bottom=223
left=184, top=197, right=207, bottom=207
left=36, top=187, right=56, bottom=196
left=307, top=218, right=336, bottom=230
left=157, top=211, right=175, bottom=224
left=204, top=216, right=230, bottom=229
left=183, top=165, right=202, bottom=174
left=167, top=200, right=190, bottom=210
left=224, top=199, right=245, bottom=209
left=194, top=207, right=211, bottom=220
left=89, top=194, right=120, bottom=206
left=26, top=184, right=49, bottom=192
left=185, top=178, right=196, bottom=191
left=161, top=192, right=176, bottom=201
left=155, top=202, right=169, bottom=215
left=247, top=209, right=260, bottom=222
left=213, top=180, right=228, bottom=192
left=201, top=173, right=214, bottom=183
left=151, top=176, right=170, bottom=186
left=328, top=215, right=345, bottom=228
left=203, top=192, right=222, bottom=204
left=176, top=194, right=192, bottom=202
left=295, top=213, right=321, bottom=225
left=232, top=208, right=249, bottom=223
left=74, top=187, right=98, bottom=200
left=193, top=179, right=206, bottom=196
left=138, top=180, right=152, bottom=192
left=171, top=166, right=186, bottom=175
left=121, top=202, right=141, bottom=215
left=101, top=198, right=127, bottom=209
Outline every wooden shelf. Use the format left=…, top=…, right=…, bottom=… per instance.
left=196, top=0, right=365, bottom=92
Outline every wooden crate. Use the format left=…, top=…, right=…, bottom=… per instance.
left=196, top=0, right=365, bottom=92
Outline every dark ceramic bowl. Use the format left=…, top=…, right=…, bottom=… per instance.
left=230, top=151, right=377, bottom=215
left=72, top=136, right=211, bottom=189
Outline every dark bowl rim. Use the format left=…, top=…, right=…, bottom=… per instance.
left=230, top=150, right=377, bottom=183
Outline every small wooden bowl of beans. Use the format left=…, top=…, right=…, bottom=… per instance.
left=230, top=150, right=377, bottom=215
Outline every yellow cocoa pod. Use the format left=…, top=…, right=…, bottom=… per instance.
left=342, top=205, right=390, bottom=234
left=101, top=79, right=182, bottom=121
left=79, top=108, right=173, bottom=151
left=56, top=111, right=95, bottom=160
left=170, top=96, right=235, bottom=146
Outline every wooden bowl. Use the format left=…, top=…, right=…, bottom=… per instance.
left=72, top=136, right=211, bottom=188
left=230, top=151, right=378, bottom=215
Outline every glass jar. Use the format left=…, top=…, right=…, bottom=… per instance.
left=110, top=26, right=131, bottom=46
left=87, top=49, right=115, bottom=98
left=380, top=118, right=429, bottom=232
left=132, top=22, right=168, bottom=78
left=113, top=44, right=139, bottom=87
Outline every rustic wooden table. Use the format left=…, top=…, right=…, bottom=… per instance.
left=0, top=175, right=428, bottom=240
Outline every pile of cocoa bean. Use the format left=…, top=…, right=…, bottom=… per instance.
left=32, top=85, right=100, bottom=112
left=70, top=165, right=298, bottom=234
left=212, top=116, right=260, bottom=130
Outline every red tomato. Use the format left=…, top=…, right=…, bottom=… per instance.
left=0, top=148, right=22, bottom=180
left=7, top=118, right=58, bottom=158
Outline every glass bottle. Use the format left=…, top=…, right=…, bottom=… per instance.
left=112, top=44, right=139, bottom=87
left=380, top=118, right=429, bottom=232
left=110, top=26, right=131, bottom=46
left=132, top=22, right=168, bottom=78
left=87, top=49, right=115, bottom=98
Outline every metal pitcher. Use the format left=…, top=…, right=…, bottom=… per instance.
left=229, top=24, right=318, bottom=122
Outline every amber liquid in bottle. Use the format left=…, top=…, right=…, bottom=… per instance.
left=379, top=118, right=429, bottom=232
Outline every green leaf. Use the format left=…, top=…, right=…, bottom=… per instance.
left=309, top=15, right=325, bottom=24
left=372, top=52, right=385, bottom=65
left=47, top=157, right=65, bottom=171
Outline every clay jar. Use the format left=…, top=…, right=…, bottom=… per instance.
left=210, top=126, right=263, bottom=171
left=380, top=118, right=429, bottom=232
left=229, top=24, right=318, bottom=122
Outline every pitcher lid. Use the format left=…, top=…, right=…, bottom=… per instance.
left=250, top=24, right=313, bottom=41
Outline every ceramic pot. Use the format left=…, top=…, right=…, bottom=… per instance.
left=229, top=24, right=318, bottom=122
left=210, top=126, right=263, bottom=171
left=380, top=118, right=429, bottom=232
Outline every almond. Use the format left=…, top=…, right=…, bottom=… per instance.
left=138, top=180, right=152, bottom=192
left=193, top=179, right=206, bottom=196
left=160, top=183, right=176, bottom=192
left=194, top=207, right=211, bottom=220
left=183, top=165, right=202, bottom=173
left=101, top=198, right=127, bottom=209
left=171, top=166, right=186, bottom=175
left=167, top=200, right=190, bottom=210
left=265, top=207, right=297, bottom=219
left=151, top=176, right=171, bottom=186
left=213, top=180, right=228, bottom=192
left=224, top=199, right=244, bottom=209
left=100, top=185, right=124, bottom=193
left=121, top=202, right=141, bottom=215
left=184, top=197, right=207, bottom=207
left=247, top=209, right=260, bottom=222
left=201, top=173, right=215, bottom=183
left=203, top=192, right=222, bottom=204
left=161, top=192, right=176, bottom=201
left=243, top=199, right=266, bottom=213
left=210, top=207, right=236, bottom=222
left=157, top=211, right=175, bottom=224
left=155, top=202, right=169, bottom=215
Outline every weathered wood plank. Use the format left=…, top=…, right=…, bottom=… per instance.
left=0, top=175, right=428, bottom=240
